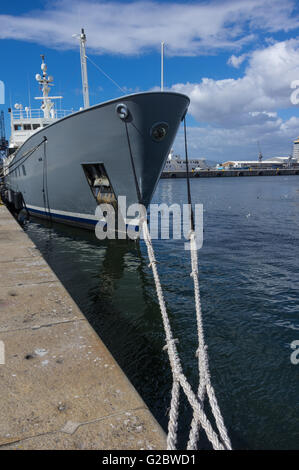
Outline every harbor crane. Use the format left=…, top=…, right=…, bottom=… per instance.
left=257, top=141, right=263, bottom=162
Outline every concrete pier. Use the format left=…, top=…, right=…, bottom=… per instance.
left=161, top=168, right=299, bottom=178
left=0, top=204, right=166, bottom=450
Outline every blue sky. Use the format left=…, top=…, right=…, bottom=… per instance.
left=1, top=0, right=299, bottom=161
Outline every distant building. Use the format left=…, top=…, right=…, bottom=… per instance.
left=222, top=156, right=297, bottom=169
left=293, top=137, right=299, bottom=162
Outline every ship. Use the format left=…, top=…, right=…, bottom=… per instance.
left=0, top=30, right=189, bottom=233
left=163, top=148, right=208, bottom=174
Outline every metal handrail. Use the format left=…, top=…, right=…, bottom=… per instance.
left=12, top=109, right=74, bottom=120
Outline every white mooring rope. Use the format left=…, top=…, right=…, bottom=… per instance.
left=142, top=220, right=232, bottom=450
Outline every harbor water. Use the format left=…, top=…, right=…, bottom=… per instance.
left=23, top=175, right=299, bottom=450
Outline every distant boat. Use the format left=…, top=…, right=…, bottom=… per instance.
left=1, top=31, right=189, bottom=231
left=163, top=149, right=208, bottom=173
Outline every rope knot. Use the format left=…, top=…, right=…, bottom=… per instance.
left=195, top=345, right=208, bottom=358
left=148, top=260, right=158, bottom=268
left=163, top=338, right=179, bottom=352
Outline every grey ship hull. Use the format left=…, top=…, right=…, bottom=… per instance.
left=3, top=92, right=189, bottom=230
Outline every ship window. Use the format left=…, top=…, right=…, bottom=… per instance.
left=22, top=165, right=26, bottom=176
left=14, top=125, right=22, bottom=131
left=32, top=124, right=40, bottom=130
left=24, top=124, right=32, bottom=130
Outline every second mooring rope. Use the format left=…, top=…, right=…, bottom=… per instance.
left=142, top=221, right=232, bottom=450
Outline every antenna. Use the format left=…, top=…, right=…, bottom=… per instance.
left=34, top=55, right=62, bottom=118
left=161, top=42, right=164, bottom=91
left=27, top=73, right=32, bottom=119
left=73, top=28, right=90, bottom=108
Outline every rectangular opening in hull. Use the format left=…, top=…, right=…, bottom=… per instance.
left=82, top=163, right=117, bottom=208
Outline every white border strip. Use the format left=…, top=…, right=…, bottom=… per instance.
left=26, top=204, right=98, bottom=221
left=26, top=204, right=142, bottom=225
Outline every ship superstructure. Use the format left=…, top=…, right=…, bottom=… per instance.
left=292, top=136, right=299, bottom=162
left=8, top=56, right=70, bottom=154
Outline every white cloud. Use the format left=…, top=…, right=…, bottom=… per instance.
left=170, top=39, right=299, bottom=159
left=173, top=115, right=299, bottom=161
left=227, top=53, right=248, bottom=68
left=171, top=39, right=299, bottom=125
left=0, top=0, right=298, bottom=56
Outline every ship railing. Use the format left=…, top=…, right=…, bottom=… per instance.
left=11, top=109, right=75, bottom=120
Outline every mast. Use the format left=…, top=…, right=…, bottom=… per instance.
left=0, top=110, right=8, bottom=159
left=79, top=29, right=90, bottom=108
left=36, top=55, right=53, bottom=119
left=161, top=41, right=164, bottom=91
left=35, top=56, right=62, bottom=119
